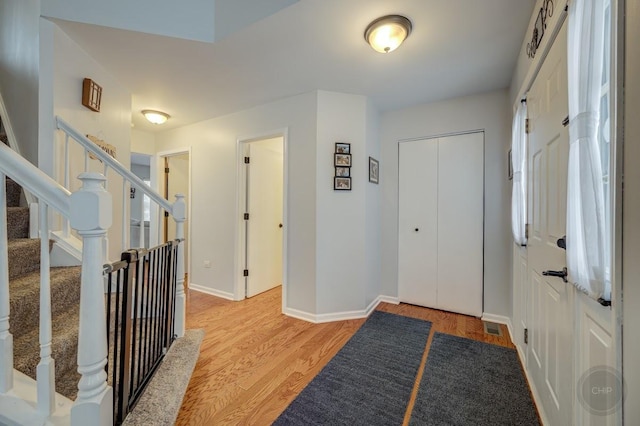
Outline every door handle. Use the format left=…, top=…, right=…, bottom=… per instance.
left=542, top=267, right=568, bottom=283
left=279, top=223, right=283, bottom=228
left=557, top=235, right=566, bottom=250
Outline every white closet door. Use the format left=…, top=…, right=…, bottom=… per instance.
left=437, top=133, right=484, bottom=317
left=398, top=133, right=483, bottom=316
left=398, top=138, right=438, bottom=307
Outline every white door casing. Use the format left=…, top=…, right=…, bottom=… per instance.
left=245, top=139, right=284, bottom=298
left=398, top=132, right=484, bottom=317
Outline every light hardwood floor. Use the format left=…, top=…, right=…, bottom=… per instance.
left=176, top=287, right=516, bottom=425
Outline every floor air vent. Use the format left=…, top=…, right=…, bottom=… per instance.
left=483, top=321, right=503, bottom=337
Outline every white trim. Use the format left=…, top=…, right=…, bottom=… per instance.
left=188, top=283, right=235, bottom=301
left=516, top=346, right=550, bottom=426
left=480, top=313, right=514, bottom=341
left=283, top=296, right=396, bottom=324
left=234, top=129, right=289, bottom=308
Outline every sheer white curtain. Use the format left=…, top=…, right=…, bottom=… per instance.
left=567, top=0, right=609, bottom=301
left=511, top=102, right=527, bottom=246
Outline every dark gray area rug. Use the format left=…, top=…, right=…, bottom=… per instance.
left=274, top=311, right=432, bottom=426
left=410, top=333, right=539, bottom=426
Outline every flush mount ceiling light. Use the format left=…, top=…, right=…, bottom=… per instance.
left=142, top=109, right=170, bottom=125
left=364, top=15, right=412, bottom=53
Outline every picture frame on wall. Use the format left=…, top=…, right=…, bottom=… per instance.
left=336, top=166, right=350, bottom=177
left=369, top=157, right=379, bottom=184
left=334, top=177, right=351, bottom=190
left=335, top=142, right=350, bottom=154
left=335, top=153, right=352, bottom=167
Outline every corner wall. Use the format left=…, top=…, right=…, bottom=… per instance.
left=380, top=89, right=512, bottom=318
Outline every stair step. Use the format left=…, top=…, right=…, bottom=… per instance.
left=7, top=206, right=29, bottom=239
left=5, top=177, right=21, bottom=207
left=0, top=133, right=7, bottom=146
left=13, top=303, right=80, bottom=401
left=9, top=266, right=81, bottom=338
left=7, top=239, right=43, bottom=280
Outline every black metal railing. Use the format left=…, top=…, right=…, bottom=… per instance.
left=104, top=240, right=180, bottom=425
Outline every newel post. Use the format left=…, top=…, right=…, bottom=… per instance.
left=70, top=173, right=113, bottom=426
left=172, top=194, right=186, bottom=338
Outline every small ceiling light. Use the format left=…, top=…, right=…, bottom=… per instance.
left=364, top=15, right=412, bottom=53
left=142, top=110, right=170, bottom=125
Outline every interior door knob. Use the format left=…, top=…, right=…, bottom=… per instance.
left=279, top=223, right=283, bottom=228
left=414, top=228, right=419, bottom=232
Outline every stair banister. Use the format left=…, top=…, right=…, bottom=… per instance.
left=55, top=117, right=172, bottom=213
left=69, top=173, right=112, bottom=426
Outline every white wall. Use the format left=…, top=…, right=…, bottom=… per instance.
left=365, top=100, right=381, bottom=307
left=44, top=22, right=132, bottom=261
left=131, top=129, right=156, bottom=155
left=315, top=91, right=368, bottom=315
left=623, top=0, right=640, bottom=421
left=0, top=0, right=40, bottom=166
left=154, top=92, right=318, bottom=313
left=380, top=89, right=512, bottom=317
left=41, top=0, right=216, bottom=43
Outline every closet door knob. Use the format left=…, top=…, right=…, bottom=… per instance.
left=414, top=228, right=419, bottom=232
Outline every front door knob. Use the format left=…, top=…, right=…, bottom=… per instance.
left=542, top=267, right=568, bottom=283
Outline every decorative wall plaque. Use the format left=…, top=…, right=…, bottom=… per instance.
left=82, top=78, right=102, bottom=112
left=526, top=0, right=554, bottom=59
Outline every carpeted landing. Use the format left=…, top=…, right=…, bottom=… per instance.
left=276, top=312, right=540, bottom=426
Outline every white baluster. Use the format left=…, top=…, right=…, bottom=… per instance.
left=70, top=173, right=112, bottom=426
left=37, top=203, right=55, bottom=415
left=0, top=171, right=13, bottom=393
left=63, top=134, right=70, bottom=238
left=172, top=194, right=186, bottom=338
left=122, top=180, right=127, bottom=252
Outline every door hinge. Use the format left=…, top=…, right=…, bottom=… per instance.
left=525, top=118, right=530, bottom=134
left=244, top=213, right=249, bottom=220
left=562, top=116, right=570, bottom=127
left=243, top=269, right=249, bottom=277
left=165, top=167, right=170, bottom=173
left=164, top=211, right=169, bottom=217
left=524, top=328, right=528, bottom=344
left=244, top=156, right=250, bottom=164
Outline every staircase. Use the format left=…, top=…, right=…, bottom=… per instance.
left=3, top=134, right=82, bottom=401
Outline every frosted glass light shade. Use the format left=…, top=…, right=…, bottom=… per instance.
left=142, top=110, right=170, bottom=125
left=365, top=15, right=412, bottom=53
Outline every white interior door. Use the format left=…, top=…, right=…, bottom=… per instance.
left=526, top=22, right=573, bottom=426
left=398, top=138, right=438, bottom=307
left=246, top=139, right=284, bottom=298
left=436, top=133, right=483, bottom=317
left=398, top=133, right=483, bottom=316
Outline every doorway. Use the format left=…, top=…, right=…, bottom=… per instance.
left=235, top=134, right=285, bottom=300
left=155, top=148, right=191, bottom=286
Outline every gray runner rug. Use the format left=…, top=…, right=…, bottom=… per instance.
left=410, top=333, right=539, bottom=425
left=274, top=311, right=432, bottom=426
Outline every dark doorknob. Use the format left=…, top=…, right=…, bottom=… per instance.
left=279, top=223, right=283, bottom=228
left=557, top=235, right=566, bottom=250
left=414, top=228, right=419, bottom=232
left=542, top=267, right=568, bottom=283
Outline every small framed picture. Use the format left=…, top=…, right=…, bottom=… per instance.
left=336, top=167, right=350, bottom=177
left=369, top=157, right=379, bottom=184
left=335, top=153, right=352, bottom=167
left=335, top=142, right=350, bottom=154
left=334, top=177, right=351, bottom=190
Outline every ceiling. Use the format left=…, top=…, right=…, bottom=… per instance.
left=53, top=0, right=536, bottom=133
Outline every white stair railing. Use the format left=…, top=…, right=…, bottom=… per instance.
left=54, top=117, right=186, bottom=338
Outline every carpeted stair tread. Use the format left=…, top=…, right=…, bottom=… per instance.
left=6, top=178, right=21, bottom=207
left=0, top=132, right=7, bottom=146
left=7, top=238, right=43, bottom=280
left=9, top=266, right=81, bottom=338
left=7, top=206, right=29, bottom=240
left=13, top=303, right=80, bottom=400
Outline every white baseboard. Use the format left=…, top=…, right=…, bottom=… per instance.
left=283, top=295, right=397, bottom=324
left=188, top=283, right=234, bottom=301
left=481, top=313, right=515, bottom=342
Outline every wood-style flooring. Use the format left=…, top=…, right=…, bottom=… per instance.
left=176, top=287, right=516, bottom=425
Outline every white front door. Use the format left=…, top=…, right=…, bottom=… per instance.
left=526, top=21, right=573, bottom=425
left=245, top=139, right=284, bottom=298
left=398, top=132, right=484, bottom=317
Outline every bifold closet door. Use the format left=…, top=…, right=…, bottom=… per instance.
left=398, top=133, right=484, bottom=317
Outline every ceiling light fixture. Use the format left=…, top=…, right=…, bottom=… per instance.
left=142, top=110, right=170, bottom=125
left=364, top=15, right=412, bottom=53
